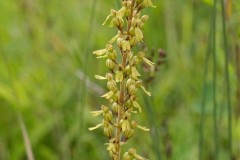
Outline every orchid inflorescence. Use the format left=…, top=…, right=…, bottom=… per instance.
left=89, top=0, right=155, bottom=159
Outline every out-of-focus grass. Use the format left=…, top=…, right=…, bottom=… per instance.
left=0, top=0, right=239, bottom=160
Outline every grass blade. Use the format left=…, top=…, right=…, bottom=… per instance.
left=220, top=0, right=232, bottom=159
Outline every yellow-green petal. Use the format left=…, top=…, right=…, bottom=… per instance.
left=133, top=101, right=142, bottom=113
left=117, top=6, right=126, bottom=18
left=142, top=57, right=154, bottom=66
left=137, top=125, right=150, bottom=131
left=122, top=120, right=130, bottom=132
left=102, top=14, right=112, bottom=25
left=101, top=91, right=114, bottom=99
left=90, top=110, right=103, bottom=117
left=88, top=123, right=103, bottom=131
left=133, top=153, right=147, bottom=160
left=135, top=27, right=143, bottom=42
left=95, top=75, right=107, bottom=80
left=97, top=55, right=108, bottom=59
left=144, top=0, right=156, bottom=8
left=140, top=85, right=151, bottom=96
left=131, top=67, right=141, bottom=79
left=115, top=71, right=123, bottom=82
left=93, top=49, right=108, bottom=56
left=109, top=34, right=119, bottom=44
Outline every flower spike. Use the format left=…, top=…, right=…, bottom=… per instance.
left=90, top=0, right=156, bottom=159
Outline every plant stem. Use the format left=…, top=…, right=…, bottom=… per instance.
left=199, top=15, right=212, bottom=160
left=115, top=1, right=135, bottom=159
left=212, top=0, right=218, bottom=159
left=220, top=0, right=232, bottom=158
left=116, top=52, right=127, bottom=160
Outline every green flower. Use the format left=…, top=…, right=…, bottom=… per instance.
left=143, top=0, right=156, bottom=8
left=135, top=27, right=144, bottom=42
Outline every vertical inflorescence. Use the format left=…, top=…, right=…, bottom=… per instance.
left=89, top=0, right=155, bottom=159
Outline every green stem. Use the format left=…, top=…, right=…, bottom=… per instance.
left=116, top=52, right=127, bottom=160
left=199, top=11, right=213, bottom=160
left=212, top=0, right=218, bottom=159
left=75, top=0, right=98, bottom=159
left=220, top=0, right=232, bottom=159
left=115, top=1, right=136, bottom=159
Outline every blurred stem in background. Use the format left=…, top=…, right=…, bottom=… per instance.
left=74, top=0, right=98, bottom=159
left=220, top=0, right=232, bottom=159
left=212, top=0, right=218, bottom=159
left=141, top=92, right=162, bottom=160
left=1, top=48, right=34, bottom=160
left=199, top=8, right=212, bottom=160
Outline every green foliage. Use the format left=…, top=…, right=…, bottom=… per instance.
left=0, top=0, right=239, bottom=160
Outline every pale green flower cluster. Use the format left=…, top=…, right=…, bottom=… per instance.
left=89, top=0, right=155, bottom=159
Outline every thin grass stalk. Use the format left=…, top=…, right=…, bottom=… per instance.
left=143, top=94, right=161, bottom=160
left=199, top=11, right=213, bottom=160
left=1, top=48, right=35, bottom=160
left=220, top=0, right=232, bottom=159
left=212, top=0, right=218, bottom=159
left=74, top=0, right=98, bottom=159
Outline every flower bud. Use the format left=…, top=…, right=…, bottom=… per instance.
left=106, top=73, right=113, bottom=80
left=117, top=37, right=123, bottom=48
left=135, top=19, right=142, bottom=27
left=131, top=66, right=141, bottom=79
left=138, top=51, right=145, bottom=58
left=123, top=1, right=131, bottom=7
left=130, top=36, right=136, bottom=46
left=125, top=8, right=131, bottom=17
left=143, top=0, right=156, bottom=8
left=127, top=51, right=133, bottom=59
left=122, top=40, right=131, bottom=51
left=106, top=59, right=115, bottom=69
left=135, top=27, right=143, bottom=42
left=130, top=95, right=137, bottom=101
left=126, top=78, right=135, bottom=88
left=141, top=15, right=149, bottom=23
left=124, top=129, right=134, bottom=139
left=131, top=120, right=138, bottom=128
left=124, top=112, right=131, bottom=119
left=104, top=125, right=113, bottom=138
left=128, top=148, right=137, bottom=155
left=125, top=99, right=133, bottom=109
left=112, top=91, right=119, bottom=102
left=111, top=9, right=117, bottom=16
left=117, top=6, right=126, bottom=18
left=139, top=22, right=144, bottom=28
left=129, top=27, right=135, bottom=36
left=101, top=105, right=109, bottom=112
left=112, top=102, right=120, bottom=113
left=135, top=80, right=143, bottom=88
left=103, top=111, right=113, bottom=121
left=107, top=50, right=117, bottom=60
left=131, top=56, right=140, bottom=65
left=114, top=17, right=124, bottom=29
left=107, top=80, right=117, bottom=90
left=120, top=119, right=130, bottom=131
left=115, top=70, right=123, bottom=82
left=123, top=152, right=132, bottom=160
left=124, top=65, right=131, bottom=76
left=128, top=85, right=137, bottom=95
left=106, top=43, right=113, bottom=52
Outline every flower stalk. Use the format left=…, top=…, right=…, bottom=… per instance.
left=89, top=0, right=155, bottom=159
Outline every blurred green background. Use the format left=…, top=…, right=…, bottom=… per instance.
left=0, top=0, right=240, bottom=160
